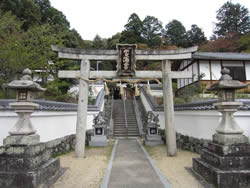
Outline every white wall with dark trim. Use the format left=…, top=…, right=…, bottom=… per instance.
left=140, top=89, right=250, bottom=141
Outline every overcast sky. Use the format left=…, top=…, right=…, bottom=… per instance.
left=49, top=0, right=250, bottom=40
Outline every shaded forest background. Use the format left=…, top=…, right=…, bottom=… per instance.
left=0, top=0, right=249, bottom=101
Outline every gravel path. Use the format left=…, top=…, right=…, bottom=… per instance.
left=51, top=142, right=113, bottom=188
left=145, top=145, right=203, bottom=188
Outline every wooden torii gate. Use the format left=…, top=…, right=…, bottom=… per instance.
left=52, top=45, right=198, bottom=157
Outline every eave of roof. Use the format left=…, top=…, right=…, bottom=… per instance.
left=192, top=52, right=250, bottom=61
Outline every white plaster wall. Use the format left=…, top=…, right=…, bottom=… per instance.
left=186, top=65, right=192, bottom=84
left=193, top=62, right=198, bottom=81
left=200, top=61, right=210, bottom=80
left=141, top=91, right=250, bottom=141
left=175, top=111, right=219, bottom=139
left=211, top=61, right=221, bottom=80
left=245, top=61, right=250, bottom=80
left=177, top=79, right=181, bottom=89
left=150, top=90, right=163, bottom=97
left=181, top=78, right=185, bottom=88
left=0, top=109, right=101, bottom=146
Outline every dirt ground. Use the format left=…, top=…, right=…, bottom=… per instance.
left=51, top=142, right=113, bottom=188
left=145, top=145, right=203, bottom=188
left=52, top=140, right=202, bottom=188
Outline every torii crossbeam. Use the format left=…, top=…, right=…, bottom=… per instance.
left=52, top=45, right=198, bottom=157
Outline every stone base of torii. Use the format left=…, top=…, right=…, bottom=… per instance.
left=52, top=44, right=198, bottom=157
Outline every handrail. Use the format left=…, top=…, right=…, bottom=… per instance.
left=133, top=96, right=145, bottom=136
left=123, top=98, right=128, bottom=128
left=109, top=95, right=114, bottom=136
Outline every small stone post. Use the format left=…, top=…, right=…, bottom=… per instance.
left=89, top=112, right=108, bottom=147
left=144, top=111, right=163, bottom=146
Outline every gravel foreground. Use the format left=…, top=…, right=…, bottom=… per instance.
left=51, top=141, right=114, bottom=188
left=145, top=145, right=203, bottom=188
left=52, top=140, right=202, bottom=188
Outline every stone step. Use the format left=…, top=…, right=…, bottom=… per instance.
left=200, top=148, right=250, bottom=170
left=193, top=157, right=250, bottom=188
left=207, top=142, right=250, bottom=157
left=114, top=121, right=137, bottom=124
left=114, top=133, right=140, bottom=136
left=114, top=126, right=138, bottom=129
left=114, top=125, right=138, bottom=128
left=114, top=122, right=138, bottom=124
left=113, top=132, right=140, bottom=135
left=114, top=128, right=139, bottom=131
left=114, top=131, right=139, bottom=134
left=113, top=134, right=140, bottom=136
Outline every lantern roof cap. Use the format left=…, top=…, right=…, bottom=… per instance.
left=7, top=68, right=45, bottom=92
left=207, top=68, right=248, bottom=91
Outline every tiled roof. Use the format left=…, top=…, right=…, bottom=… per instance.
left=193, top=52, right=250, bottom=61
left=0, top=89, right=105, bottom=112
left=141, top=86, right=250, bottom=111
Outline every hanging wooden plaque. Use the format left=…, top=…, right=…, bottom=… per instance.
left=116, top=44, right=136, bottom=76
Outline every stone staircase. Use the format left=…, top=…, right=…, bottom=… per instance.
left=113, top=100, right=140, bottom=137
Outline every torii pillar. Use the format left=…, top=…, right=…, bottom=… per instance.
left=162, top=60, right=176, bottom=156
left=75, top=59, right=89, bottom=157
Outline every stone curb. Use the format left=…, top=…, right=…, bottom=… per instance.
left=137, top=139, right=172, bottom=188
left=100, top=139, right=118, bottom=188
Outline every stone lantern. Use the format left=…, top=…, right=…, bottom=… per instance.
left=207, top=68, right=248, bottom=144
left=4, top=68, right=45, bottom=144
left=0, top=68, right=61, bottom=188
left=193, top=68, right=250, bottom=188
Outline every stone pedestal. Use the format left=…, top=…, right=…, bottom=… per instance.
left=192, top=102, right=250, bottom=188
left=193, top=142, right=250, bottom=188
left=0, top=141, right=60, bottom=188
left=4, top=134, right=40, bottom=145
left=89, top=124, right=108, bottom=147
left=0, top=102, right=60, bottom=188
left=145, top=135, right=163, bottom=146
left=145, top=124, right=163, bottom=146
left=89, top=135, right=108, bottom=147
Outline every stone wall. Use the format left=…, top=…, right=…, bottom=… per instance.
left=45, top=130, right=92, bottom=156
left=45, top=134, right=76, bottom=156
left=159, top=129, right=210, bottom=154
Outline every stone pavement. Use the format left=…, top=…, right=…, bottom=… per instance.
left=102, top=139, right=171, bottom=188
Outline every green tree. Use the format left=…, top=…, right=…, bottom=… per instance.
left=62, top=28, right=85, bottom=48
left=187, top=24, right=207, bottom=46
left=125, top=13, right=142, bottom=35
left=141, top=16, right=163, bottom=48
left=93, top=35, right=107, bottom=49
left=0, top=12, right=29, bottom=96
left=33, top=0, right=70, bottom=28
left=214, top=1, right=250, bottom=37
left=0, top=0, right=41, bottom=30
left=107, top=33, right=121, bottom=49
left=238, top=33, right=250, bottom=52
left=22, top=24, right=61, bottom=71
left=120, top=30, right=143, bottom=44
left=165, top=19, right=188, bottom=47
left=123, top=13, right=143, bottom=43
